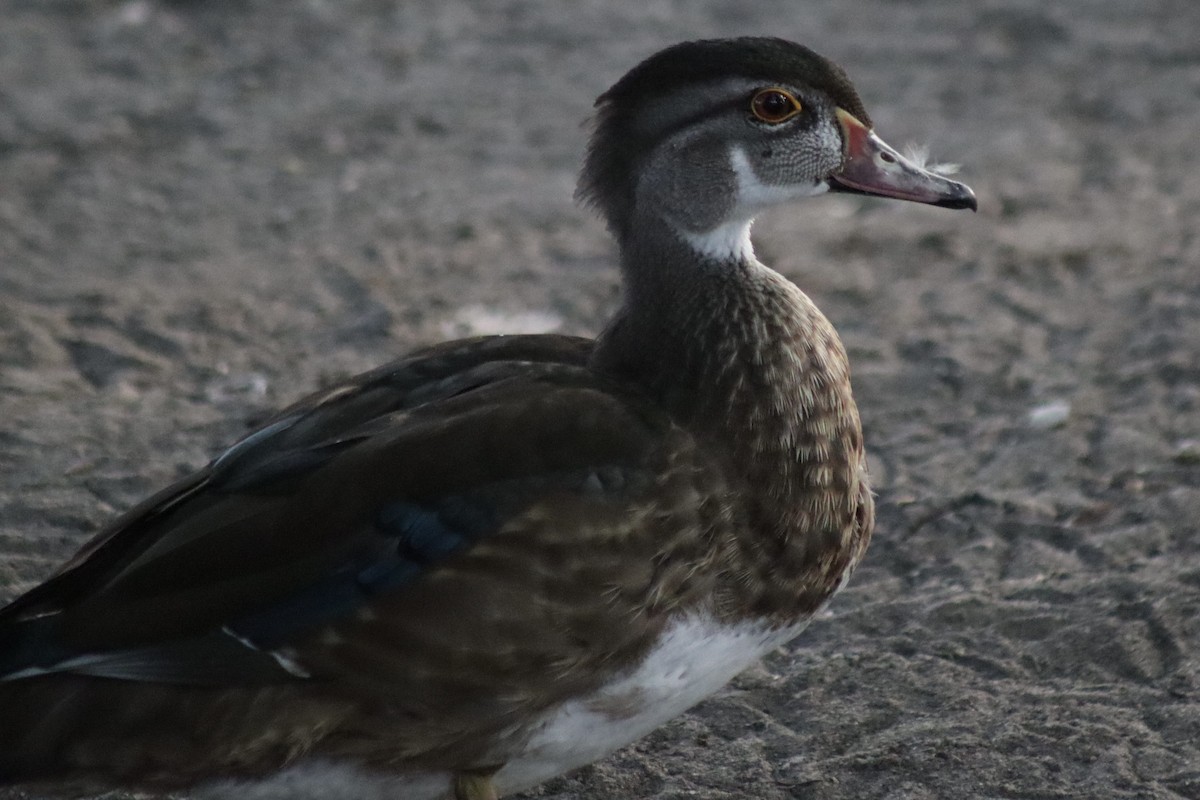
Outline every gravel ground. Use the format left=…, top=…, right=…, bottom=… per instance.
left=1, top=1, right=1198, bottom=798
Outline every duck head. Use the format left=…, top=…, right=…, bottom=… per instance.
left=578, top=37, right=976, bottom=259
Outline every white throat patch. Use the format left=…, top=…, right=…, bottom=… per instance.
left=682, top=146, right=828, bottom=263
left=683, top=218, right=757, bottom=263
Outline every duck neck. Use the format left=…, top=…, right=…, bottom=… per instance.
left=593, top=219, right=872, bottom=618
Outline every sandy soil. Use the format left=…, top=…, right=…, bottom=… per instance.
left=1, top=1, right=1198, bottom=798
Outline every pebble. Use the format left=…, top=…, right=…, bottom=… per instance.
left=1027, top=400, right=1071, bottom=429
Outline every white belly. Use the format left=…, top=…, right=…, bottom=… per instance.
left=493, top=613, right=807, bottom=794
left=198, top=614, right=806, bottom=800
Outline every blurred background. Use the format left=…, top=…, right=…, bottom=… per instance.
left=1, top=1, right=1198, bottom=798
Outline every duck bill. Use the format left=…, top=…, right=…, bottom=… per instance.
left=828, top=108, right=977, bottom=211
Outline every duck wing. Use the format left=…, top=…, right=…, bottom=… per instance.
left=0, top=334, right=729, bottom=700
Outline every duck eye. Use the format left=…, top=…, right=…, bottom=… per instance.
left=750, top=88, right=802, bottom=124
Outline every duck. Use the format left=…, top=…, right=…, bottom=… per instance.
left=0, top=37, right=974, bottom=800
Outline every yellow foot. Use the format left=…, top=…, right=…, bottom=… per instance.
left=453, top=769, right=500, bottom=800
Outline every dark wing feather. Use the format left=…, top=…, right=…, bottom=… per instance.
left=0, top=333, right=724, bottom=712
left=0, top=334, right=592, bottom=624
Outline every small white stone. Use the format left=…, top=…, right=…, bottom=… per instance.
left=116, top=0, right=151, bottom=26
left=441, top=305, right=563, bottom=338
left=1027, top=400, right=1071, bottom=429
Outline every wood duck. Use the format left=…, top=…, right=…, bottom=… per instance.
left=0, top=38, right=974, bottom=800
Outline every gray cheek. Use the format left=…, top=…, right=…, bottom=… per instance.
left=751, top=126, right=842, bottom=186
left=636, top=139, right=737, bottom=233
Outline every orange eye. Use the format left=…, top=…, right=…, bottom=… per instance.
left=750, top=88, right=802, bottom=124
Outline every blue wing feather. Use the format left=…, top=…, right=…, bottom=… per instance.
left=210, top=493, right=502, bottom=651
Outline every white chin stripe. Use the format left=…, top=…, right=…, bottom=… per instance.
left=681, top=146, right=827, bottom=263
left=729, top=145, right=829, bottom=211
